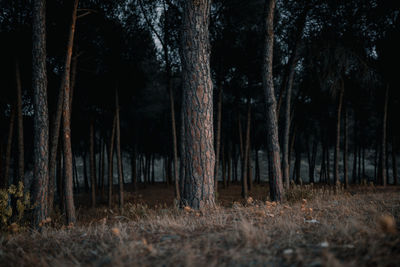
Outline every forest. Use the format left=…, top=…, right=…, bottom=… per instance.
left=0, top=0, right=399, bottom=266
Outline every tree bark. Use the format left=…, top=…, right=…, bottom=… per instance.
left=115, top=90, right=124, bottom=208
left=334, top=84, right=344, bottom=185
left=381, top=85, right=389, bottom=186
left=15, top=60, right=24, bottom=183
left=180, top=0, right=215, bottom=209
left=48, top=0, right=79, bottom=210
left=262, top=0, right=284, bottom=201
left=32, top=0, right=50, bottom=227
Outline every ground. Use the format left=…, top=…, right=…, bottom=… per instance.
left=1, top=184, right=399, bottom=266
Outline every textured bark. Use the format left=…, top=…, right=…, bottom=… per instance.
left=48, top=0, right=79, bottom=210
left=32, top=0, right=49, bottom=227
left=214, top=87, right=223, bottom=193
left=15, top=60, right=24, bottom=182
left=108, top=115, right=116, bottom=208
left=334, top=85, right=344, bottom=185
left=343, top=106, right=349, bottom=188
left=381, top=85, right=389, bottom=186
left=180, top=0, right=215, bottom=209
left=262, top=0, right=284, bottom=201
left=115, top=90, right=124, bottom=208
left=3, top=106, right=15, bottom=187
left=89, top=121, right=96, bottom=207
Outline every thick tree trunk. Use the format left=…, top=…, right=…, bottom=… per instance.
left=381, top=85, right=389, bottom=186
left=115, top=90, right=124, bottom=208
left=108, top=115, right=116, bottom=208
left=334, top=85, right=344, bottom=185
left=4, top=106, right=15, bottom=187
left=262, top=0, right=283, bottom=201
left=343, top=106, right=349, bottom=188
left=215, top=87, right=223, bottom=193
left=48, top=0, right=79, bottom=210
left=89, top=121, right=96, bottom=207
left=15, top=60, right=24, bottom=183
left=32, top=0, right=50, bottom=227
left=180, top=0, right=215, bottom=209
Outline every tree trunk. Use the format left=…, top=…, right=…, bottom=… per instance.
left=238, top=114, right=244, bottom=183
left=242, top=100, right=251, bottom=199
left=15, top=60, right=24, bottom=183
left=132, top=148, right=137, bottom=191
left=108, top=115, right=116, bottom=208
left=392, top=137, right=397, bottom=185
left=381, top=85, right=389, bottom=186
left=227, top=147, right=232, bottom=186
left=32, top=0, right=50, bottom=227
left=255, top=149, right=260, bottom=184
left=343, top=106, right=349, bottom=188
left=334, top=85, right=344, bottom=185
left=180, top=0, right=215, bottom=209
left=215, top=87, right=223, bottom=194
left=115, top=90, right=124, bottom=208
left=48, top=0, right=79, bottom=210
left=222, top=143, right=227, bottom=188
left=262, top=0, right=283, bottom=201
left=90, top=121, right=96, bottom=207
left=3, top=106, right=15, bottom=188
left=83, top=152, right=89, bottom=192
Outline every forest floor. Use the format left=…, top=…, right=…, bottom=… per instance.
left=1, top=184, right=399, bottom=267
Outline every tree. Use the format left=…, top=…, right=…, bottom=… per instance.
left=32, top=0, right=49, bottom=227
left=62, top=0, right=79, bottom=225
left=262, top=0, right=284, bottom=201
left=180, top=0, right=215, bottom=209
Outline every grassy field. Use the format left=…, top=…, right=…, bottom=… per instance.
left=1, top=184, right=399, bottom=266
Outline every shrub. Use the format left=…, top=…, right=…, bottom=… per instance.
left=0, top=182, right=33, bottom=231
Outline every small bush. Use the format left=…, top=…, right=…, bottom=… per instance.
left=0, top=182, right=33, bottom=231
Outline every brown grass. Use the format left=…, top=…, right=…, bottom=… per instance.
left=1, top=184, right=399, bottom=267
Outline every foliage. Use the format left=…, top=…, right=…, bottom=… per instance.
left=0, top=182, right=32, bottom=231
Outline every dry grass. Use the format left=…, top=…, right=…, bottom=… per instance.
left=1, top=185, right=399, bottom=267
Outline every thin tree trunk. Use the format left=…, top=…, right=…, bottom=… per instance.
left=334, top=85, right=344, bottom=185
left=222, top=143, right=227, bottom=188
left=242, top=99, right=251, bottom=199
left=115, top=90, right=124, bottom=208
left=262, top=0, right=283, bottom=201
left=227, top=147, right=232, bottom=186
left=392, top=137, right=397, bottom=185
left=215, top=87, right=223, bottom=193
left=108, top=115, right=116, bottom=208
left=4, top=106, right=15, bottom=187
left=90, top=121, right=96, bottom=207
left=381, top=85, right=389, bottom=186
left=15, top=60, right=24, bottom=182
left=343, top=106, right=349, bottom=188
left=48, top=0, right=79, bottom=210
left=132, top=148, right=137, bottom=191
left=83, top=152, right=89, bottom=192
left=32, top=0, right=50, bottom=227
